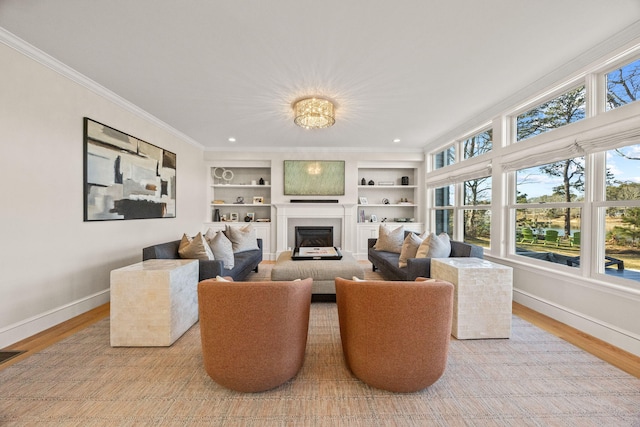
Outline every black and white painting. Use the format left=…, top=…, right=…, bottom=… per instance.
left=83, top=118, right=176, bottom=221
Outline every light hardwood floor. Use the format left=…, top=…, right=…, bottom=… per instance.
left=1, top=300, right=639, bottom=378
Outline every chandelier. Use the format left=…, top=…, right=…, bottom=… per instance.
left=293, top=97, right=335, bottom=129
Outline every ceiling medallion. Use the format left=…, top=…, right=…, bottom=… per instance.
left=293, top=97, right=335, bottom=129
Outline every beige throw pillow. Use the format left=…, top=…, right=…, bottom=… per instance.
left=373, top=224, right=405, bottom=253
left=415, top=232, right=451, bottom=259
left=225, top=224, right=259, bottom=253
left=178, top=232, right=214, bottom=260
left=206, top=229, right=235, bottom=269
left=398, top=232, right=427, bottom=268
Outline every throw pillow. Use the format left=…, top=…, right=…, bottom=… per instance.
left=215, top=275, right=230, bottom=282
left=398, top=231, right=427, bottom=268
left=415, top=232, right=451, bottom=259
left=373, top=224, right=405, bottom=253
left=178, top=232, right=214, bottom=260
left=205, top=229, right=235, bottom=269
left=352, top=276, right=364, bottom=281
left=225, top=224, right=259, bottom=253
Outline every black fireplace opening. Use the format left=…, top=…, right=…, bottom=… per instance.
left=295, top=226, right=334, bottom=248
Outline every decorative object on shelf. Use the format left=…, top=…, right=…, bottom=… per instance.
left=370, top=214, right=378, bottom=223
left=212, top=199, right=225, bottom=204
left=222, top=169, right=234, bottom=184
left=359, top=197, right=368, bottom=205
left=256, top=218, right=270, bottom=222
left=264, top=180, right=269, bottom=185
left=213, top=208, right=221, bottom=222
left=368, top=180, right=375, bottom=185
left=378, top=181, right=394, bottom=186
left=221, top=214, right=227, bottom=221
left=293, top=97, right=335, bottom=129
left=245, top=212, right=255, bottom=222
left=253, top=196, right=264, bottom=204
left=235, top=196, right=245, bottom=204
left=212, top=167, right=224, bottom=184
left=359, top=209, right=365, bottom=223
left=230, top=212, right=239, bottom=222
left=382, top=198, right=390, bottom=204
left=251, top=180, right=257, bottom=185
left=401, top=176, right=409, bottom=185
left=259, top=177, right=265, bottom=185
left=361, top=178, right=366, bottom=185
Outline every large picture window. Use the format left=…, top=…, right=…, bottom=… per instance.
left=516, top=86, right=586, bottom=142
left=463, top=129, right=492, bottom=160
left=606, top=58, right=640, bottom=111
left=603, top=143, right=640, bottom=277
left=464, top=177, right=491, bottom=248
left=514, top=157, right=584, bottom=266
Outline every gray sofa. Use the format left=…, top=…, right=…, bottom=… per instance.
left=142, top=239, right=262, bottom=282
left=368, top=232, right=483, bottom=281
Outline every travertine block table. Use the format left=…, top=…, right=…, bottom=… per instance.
left=431, top=257, right=513, bottom=339
left=110, top=259, right=199, bottom=347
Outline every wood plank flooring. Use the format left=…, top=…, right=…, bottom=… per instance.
left=1, top=299, right=638, bottom=379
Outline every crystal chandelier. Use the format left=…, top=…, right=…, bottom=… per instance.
left=293, top=97, right=335, bottom=129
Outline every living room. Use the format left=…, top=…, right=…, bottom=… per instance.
left=1, top=2, right=640, bottom=423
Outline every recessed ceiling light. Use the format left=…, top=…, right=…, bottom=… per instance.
left=392, top=138, right=401, bottom=143
left=228, top=137, right=236, bottom=143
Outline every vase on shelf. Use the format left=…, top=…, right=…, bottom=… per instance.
left=213, top=208, right=221, bottom=222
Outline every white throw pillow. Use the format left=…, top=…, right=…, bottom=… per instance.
left=398, top=232, right=427, bottom=268
left=178, top=232, right=214, bottom=260
left=415, top=232, right=451, bottom=259
left=225, top=224, right=259, bottom=253
left=206, top=230, right=235, bottom=269
left=373, top=224, right=405, bottom=253
left=215, top=275, right=230, bottom=282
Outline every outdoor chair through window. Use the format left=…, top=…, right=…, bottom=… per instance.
left=520, top=228, right=537, bottom=244
left=543, top=230, right=560, bottom=246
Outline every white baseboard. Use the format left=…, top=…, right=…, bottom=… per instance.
left=513, top=289, right=640, bottom=358
left=0, top=289, right=110, bottom=348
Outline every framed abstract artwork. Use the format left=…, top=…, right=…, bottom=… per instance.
left=83, top=118, right=176, bottom=221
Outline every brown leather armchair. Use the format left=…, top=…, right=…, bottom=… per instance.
left=335, top=277, right=454, bottom=392
left=197, top=278, right=313, bottom=392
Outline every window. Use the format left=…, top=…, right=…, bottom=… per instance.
left=606, top=58, right=640, bottom=111
left=434, top=146, right=455, bottom=169
left=514, top=157, right=584, bottom=266
left=464, top=176, right=491, bottom=248
left=463, top=129, right=492, bottom=159
left=434, top=185, right=454, bottom=235
left=603, top=143, right=640, bottom=278
left=516, top=86, right=586, bottom=142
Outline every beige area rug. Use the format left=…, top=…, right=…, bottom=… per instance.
left=1, top=266, right=639, bottom=426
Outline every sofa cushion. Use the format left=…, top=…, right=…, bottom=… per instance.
left=178, top=232, right=214, bottom=260
left=416, top=232, right=451, bottom=259
left=373, top=224, right=404, bottom=253
left=205, top=229, right=235, bottom=269
left=225, top=224, right=260, bottom=253
left=398, top=232, right=427, bottom=268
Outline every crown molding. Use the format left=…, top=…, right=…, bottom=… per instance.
left=0, top=27, right=204, bottom=150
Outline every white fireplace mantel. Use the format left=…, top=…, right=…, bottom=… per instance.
left=274, top=203, right=357, bottom=255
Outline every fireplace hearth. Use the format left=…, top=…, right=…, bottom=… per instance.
left=295, top=226, right=333, bottom=248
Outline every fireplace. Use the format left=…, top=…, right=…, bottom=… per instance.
left=295, top=226, right=333, bottom=248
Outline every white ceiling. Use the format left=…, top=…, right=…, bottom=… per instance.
left=1, top=1, right=640, bottom=152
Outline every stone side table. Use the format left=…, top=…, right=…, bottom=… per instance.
left=110, top=259, right=199, bottom=347
left=431, top=257, right=513, bottom=339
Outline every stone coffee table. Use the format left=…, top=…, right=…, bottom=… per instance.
left=271, top=250, right=364, bottom=295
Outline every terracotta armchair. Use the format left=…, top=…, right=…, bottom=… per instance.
left=335, top=277, right=454, bottom=392
left=197, top=278, right=313, bottom=392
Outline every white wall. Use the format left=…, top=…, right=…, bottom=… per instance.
left=0, top=42, right=206, bottom=347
